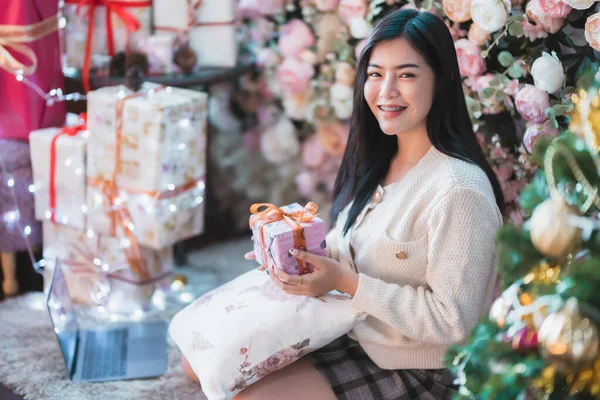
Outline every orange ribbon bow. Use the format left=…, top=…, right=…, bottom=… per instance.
left=249, top=202, right=319, bottom=275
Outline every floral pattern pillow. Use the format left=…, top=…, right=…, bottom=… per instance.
left=168, top=269, right=366, bottom=400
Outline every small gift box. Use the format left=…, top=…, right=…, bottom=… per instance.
left=153, top=0, right=237, bottom=68
left=62, top=0, right=152, bottom=90
left=42, top=222, right=173, bottom=314
left=249, top=202, right=327, bottom=275
left=86, top=83, right=207, bottom=249
left=138, top=34, right=178, bottom=75
left=29, top=115, right=88, bottom=230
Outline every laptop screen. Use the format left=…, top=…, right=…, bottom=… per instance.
left=46, top=261, right=79, bottom=376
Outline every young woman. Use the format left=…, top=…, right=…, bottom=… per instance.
left=182, top=7, right=505, bottom=399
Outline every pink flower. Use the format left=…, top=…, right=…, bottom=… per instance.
left=315, top=0, right=340, bottom=11
left=521, top=19, right=549, bottom=41
left=278, top=19, right=316, bottom=59
left=539, top=0, right=572, bottom=17
left=504, top=79, right=521, bottom=96
left=515, top=84, right=551, bottom=123
left=443, top=0, right=472, bottom=23
left=502, top=180, right=524, bottom=203
left=446, top=20, right=468, bottom=41
left=585, top=12, right=600, bottom=52
left=526, top=0, right=565, bottom=34
left=295, top=171, right=317, bottom=197
left=316, top=121, right=350, bottom=156
left=256, top=48, right=279, bottom=68
left=455, top=39, right=486, bottom=77
left=468, top=23, right=491, bottom=45
left=476, top=132, right=487, bottom=149
left=355, top=38, right=367, bottom=61
left=338, top=0, right=368, bottom=25
left=251, top=347, right=301, bottom=380
left=523, top=121, right=560, bottom=152
left=508, top=209, right=524, bottom=225
left=302, top=135, right=326, bottom=168
left=276, top=58, right=315, bottom=94
left=490, top=146, right=509, bottom=160
left=238, top=0, right=284, bottom=16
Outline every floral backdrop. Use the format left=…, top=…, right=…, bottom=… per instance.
left=209, top=0, right=600, bottom=231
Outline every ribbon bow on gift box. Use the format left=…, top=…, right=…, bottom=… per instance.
left=0, top=13, right=60, bottom=76
left=65, top=0, right=151, bottom=92
left=249, top=202, right=319, bottom=275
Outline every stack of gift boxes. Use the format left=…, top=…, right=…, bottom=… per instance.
left=30, top=83, right=208, bottom=314
left=61, top=0, right=237, bottom=89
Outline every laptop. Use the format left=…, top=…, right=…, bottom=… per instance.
left=46, top=258, right=168, bottom=382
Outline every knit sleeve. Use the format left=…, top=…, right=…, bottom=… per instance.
left=351, top=187, right=502, bottom=344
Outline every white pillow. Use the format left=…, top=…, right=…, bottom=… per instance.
left=168, top=269, right=366, bottom=400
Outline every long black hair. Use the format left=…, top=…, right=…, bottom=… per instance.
left=330, top=8, right=505, bottom=234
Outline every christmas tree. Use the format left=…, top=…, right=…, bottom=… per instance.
left=445, top=63, right=600, bottom=399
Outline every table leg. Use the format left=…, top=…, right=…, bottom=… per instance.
left=1, top=252, right=18, bottom=297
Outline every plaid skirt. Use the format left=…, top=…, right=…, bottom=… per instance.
left=306, top=336, right=457, bottom=400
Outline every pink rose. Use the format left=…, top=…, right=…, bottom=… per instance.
left=238, top=0, right=284, bottom=16
left=338, top=0, right=368, bottom=25
left=278, top=19, right=316, bottom=59
left=315, top=0, right=340, bottom=11
left=455, top=39, right=486, bottom=77
left=302, top=135, right=326, bottom=168
left=468, top=23, right=491, bottom=45
left=521, top=19, right=550, bottom=41
left=490, top=146, right=509, bottom=160
left=504, top=79, right=521, bottom=96
left=526, top=0, right=565, bottom=34
left=509, top=209, right=524, bottom=225
left=523, top=121, right=559, bottom=152
left=539, top=0, right=572, bottom=17
left=276, top=58, right=315, bottom=94
left=316, top=121, right=350, bottom=156
left=355, top=38, right=367, bottom=61
left=252, top=348, right=300, bottom=380
left=295, top=171, right=317, bottom=197
left=515, top=84, right=551, bottom=123
left=585, top=13, right=600, bottom=52
left=443, top=0, right=472, bottom=23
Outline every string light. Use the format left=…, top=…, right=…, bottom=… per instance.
left=28, top=184, right=36, bottom=193
left=7, top=178, right=14, bottom=187
left=14, top=73, right=86, bottom=105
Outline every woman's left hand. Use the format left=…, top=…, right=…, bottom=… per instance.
left=268, top=248, right=359, bottom=297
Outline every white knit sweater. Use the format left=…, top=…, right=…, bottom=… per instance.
left=326, top=146, right=503, bottom=370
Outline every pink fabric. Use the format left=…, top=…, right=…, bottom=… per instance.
left=0, top=0, right=66, bottom=141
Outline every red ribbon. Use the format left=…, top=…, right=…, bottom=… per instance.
left=49, top=114, right=88, bottom=224
left=65, top=0, right=151, bottom=92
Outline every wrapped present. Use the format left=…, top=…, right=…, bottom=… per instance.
left=138, top=34, right=178, bottom=75
left=42, top=222, right=173, bottom=313
left=62, top=0, right=152, bottom=91
left=86, top=83, right=207, bottom=249
left=0, top=0, right=66, bottom=140
left=153, top=0, right=237, bottom=68
left=249, top=202, right=327, bottom=275
left=30, top=114, right=88, bottom=230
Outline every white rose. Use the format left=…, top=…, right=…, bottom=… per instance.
left=283, top=90, right=312, bottom=121
left=260, top=116, right=300, bottom=164
left=330, top=83, right=354, bottom=120
left=561, top=0, right=596, bottom=10
left=531, top=52, right=565, bottom=94
left=471, top=0, right=511, bottom=33
left=348, top=17, right=373, bottom=39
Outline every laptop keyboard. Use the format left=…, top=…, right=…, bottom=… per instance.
left=81, top=329, right=128, bottom=380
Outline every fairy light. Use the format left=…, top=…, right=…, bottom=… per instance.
left=24, top=226, right=31, bottom=236
left=93, top=258, right=102, bottom=266
left=80, top=205, right=88, bottom=214
left=7, top=178, right=14, bottom=187
left=64, top=158, right=72, bottom=167
left=86, top=229, right=95, bottom=238
left=45, top=210, right=52, bottom=219
left=167, top=183, right=175, bottom=191
left=28, top=184, right=36, bottom=193
left=178, top=143, right=186, bottom=150
left=197, top=181, right=205, bottom=190
left=169, top=204, right=177, bottom=212
left=3, top=210, right=19, bottom=223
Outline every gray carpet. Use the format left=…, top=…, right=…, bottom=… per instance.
left=0, top=237, right=255, bottom=400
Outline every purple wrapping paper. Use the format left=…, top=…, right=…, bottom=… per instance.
left=251, top=203, right=327, bottom=275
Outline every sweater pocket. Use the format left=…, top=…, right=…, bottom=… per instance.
left=374, top=234, right=429, bottom=286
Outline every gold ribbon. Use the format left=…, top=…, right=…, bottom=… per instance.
left=249, top=202, right=319, bottom=275
left=0, top=13, right=60, bottom=76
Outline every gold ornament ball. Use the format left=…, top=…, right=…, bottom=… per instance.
left=529, top=197, right=582, bottom=259
left=537, top=298, right=600, bottom=374
left=171, top=274, right=189, bottom=291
